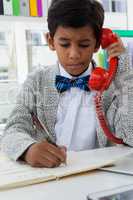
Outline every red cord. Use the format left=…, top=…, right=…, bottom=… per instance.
left=95, top=93, right=124, bottom=144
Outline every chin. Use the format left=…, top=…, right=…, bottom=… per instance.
left=70, top=68, right=86, bottom=75
left=69, top=71, right=84, bottom=76
left=67, top=68, right=84, bottom=76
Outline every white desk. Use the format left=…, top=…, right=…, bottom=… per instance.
left=0, top=170, right=133, bottom=200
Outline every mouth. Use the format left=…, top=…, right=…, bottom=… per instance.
left=67, top=63, right=84, bottom=68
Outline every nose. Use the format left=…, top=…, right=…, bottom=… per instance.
left=69, top=45, right=81, bottom=60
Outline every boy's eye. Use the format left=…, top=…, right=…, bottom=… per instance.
left=79, top=44, right=90, bottom=48
left=59, top=43, right=90, bottom=48
left=60, top=43, right=70, bottom=47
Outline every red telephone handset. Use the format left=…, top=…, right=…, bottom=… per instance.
left=89, top=28, right=124, bottom=144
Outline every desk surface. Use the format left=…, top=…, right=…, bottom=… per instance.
left=0, top=170, right=133, bottom=200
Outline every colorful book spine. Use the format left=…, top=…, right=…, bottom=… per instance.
left=3, top=0, right=13, bottom=16
left=12, top=0, right=20, bottom=16
left=37, top=0, right=43, bottom=17
left=42, top=0, right=48, bottom=17
left=103, top=50, right=108, bottom=69
left=20, top=0, right=30, bottom=16
left=48, top=0, right=52, bottom=7
left=97, top=51, right=104, bottom=67
left=0, top=0, right=4, bottom=15
left=29, top=0, right=38, bottom=16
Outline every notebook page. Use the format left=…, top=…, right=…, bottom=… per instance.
left=0, top=154, right=55, bottom=190
left=42, top=146, right=133, bottom=178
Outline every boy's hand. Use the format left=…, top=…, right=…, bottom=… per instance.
left=106, top=35, right=126, bottom=60
left=23, top=141, right=67, bottom=168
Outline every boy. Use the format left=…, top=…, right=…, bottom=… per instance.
left=1, top=0, right=132, bottom=168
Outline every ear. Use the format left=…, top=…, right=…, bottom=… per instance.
left=45, top=32, right=55, bottom=51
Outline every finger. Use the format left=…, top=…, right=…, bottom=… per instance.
left=108, top=49, right=125, bottom=60
left=59, top=145, right=67, bottom=152
left=109, top=52, right=120, bottom=58
left=59, top=146, right=67, bottom=161
left=41, top=150, right=61, bottom=166
left=38, top=155, right=58, bottom=168
left=107, top=43, right=121, bottom=53
left=107, top=42, right=118, bottom=50
left=108, top=45, right=125, bottom=57
left=46, top=143, right=66, bottom=162
left=40, top=141, right=66, bottom=162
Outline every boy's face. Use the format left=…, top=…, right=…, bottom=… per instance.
left=47, top=25, right=99, bottom=76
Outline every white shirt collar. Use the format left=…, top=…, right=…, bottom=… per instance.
left=59, top=62, right=93, bottom=79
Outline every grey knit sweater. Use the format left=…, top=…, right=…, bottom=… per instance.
left=1, top=50, right=133, bottom=160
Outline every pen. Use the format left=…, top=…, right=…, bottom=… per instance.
left=30, top=111, right=67, bottom=165
left=31, top=111, right=57, bottom=146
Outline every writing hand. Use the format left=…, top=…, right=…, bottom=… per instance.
left=22, top=140, right=67, bottom=168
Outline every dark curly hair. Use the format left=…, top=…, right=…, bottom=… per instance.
left=47, top=0, right=104, bottom=44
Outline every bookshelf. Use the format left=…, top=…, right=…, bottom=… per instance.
left=99, top=0, right=133, bottom=30
left=0, top=0, right=49, bottom=17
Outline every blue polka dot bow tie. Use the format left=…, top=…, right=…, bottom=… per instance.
left=55, top=75, right=90, bottom=93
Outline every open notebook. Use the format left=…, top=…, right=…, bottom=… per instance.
left=0, top=146, right=133, bottom=191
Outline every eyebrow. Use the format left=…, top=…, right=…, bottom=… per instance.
left=58, top=38, right=91, bottom=42
left=58, top=38, right=70, bottom=42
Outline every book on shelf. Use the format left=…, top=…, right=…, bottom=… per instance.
left=12, top=0, right=20, bottom=16
left=0, top=146, right=133, bottom=191
left=29, top=0, right=38, bottom=17
left=20, top=0, right=30, bottom=17
left=101, top=0, right=127, bottom=13
left=37, top=0, right=43, bottom=17
left=48, top=0, right=52, bottom=7
left=111, top=0, right=127, bottom=13
left=3, top=0, right=13, bottom=16
left=1, top=0, right=51, bottom=17
left=42, top=0, right=48, bottom=17
left=0, top=0, right=4, bottom=15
